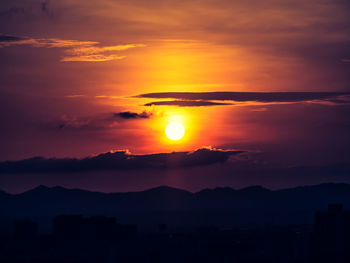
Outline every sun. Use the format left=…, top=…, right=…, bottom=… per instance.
left=165, top=121, right=185, bottom=141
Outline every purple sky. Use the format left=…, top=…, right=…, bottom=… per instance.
left=0, top=0, right=350, bottom=193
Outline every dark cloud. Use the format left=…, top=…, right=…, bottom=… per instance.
left=144, top=100, right=232, bottom=107
left=0, top=34, right=24, bottom=42
left=0, top=147, right=245, bottom=173
left=115, top=111, right=152, bottom=119
left=56, top=111, right=152, bottom=131
left=138, top=92, right=350, bottom=103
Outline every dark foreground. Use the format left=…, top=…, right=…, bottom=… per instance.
left=0, top=204, right=349, bottom=263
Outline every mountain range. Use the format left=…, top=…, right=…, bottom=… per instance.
left=1, top=183, right=350, bottom=227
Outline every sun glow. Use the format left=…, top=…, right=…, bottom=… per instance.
left=165, top=121, right=185, bottom=141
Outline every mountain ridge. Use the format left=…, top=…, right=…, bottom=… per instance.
left=3, top=182, right=348, bottom=196
left=2, top=182, right=350, bottom=227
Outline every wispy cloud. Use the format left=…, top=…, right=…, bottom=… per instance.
left=55, top=111, right=152, bottom=131
left=0, top=34, right=145, bottom=62
left=137, top=92, right=350, bottom=107
left=61, top=54, right=126, bottom=62
left=144, top=100, right=232, bottom=107
left=65, top=94, right=85, bottom=98
left=115, top=111, right=152, bottom=119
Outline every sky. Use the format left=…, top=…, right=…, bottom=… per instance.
left=0, top=0, right=350, bottom=193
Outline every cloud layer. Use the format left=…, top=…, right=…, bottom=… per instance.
left=115, top=111, right=152, bottom=119
left=0, top=147, right=245, bottom=173
left=57, top=111, right=152, bottom=130
left=144, top=100, right=231, bottom=107
left=0, top=34, right=145, bottom=62
left=138, top=92, right=350, bottom=107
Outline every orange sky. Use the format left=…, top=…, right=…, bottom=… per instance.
left=0, top=0, right=350, bottom=161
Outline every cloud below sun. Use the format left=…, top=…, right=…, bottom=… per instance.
left=0, top=147, right=245, bottom=173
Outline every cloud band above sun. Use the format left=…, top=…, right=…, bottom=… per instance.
left=138, top=92, right=350, bottom=107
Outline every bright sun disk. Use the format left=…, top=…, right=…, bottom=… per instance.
left=165, top=121, right=185, bottom=141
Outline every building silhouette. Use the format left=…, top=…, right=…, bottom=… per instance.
left=310, top=204, right=350, bottom=263
left=13, top=220, right=38, bottom=241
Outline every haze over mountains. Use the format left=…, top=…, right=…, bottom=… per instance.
left=1, top=183, right=350, bottom=228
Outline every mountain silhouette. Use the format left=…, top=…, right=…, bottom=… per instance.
left=2, top=183, right=350, bottom=226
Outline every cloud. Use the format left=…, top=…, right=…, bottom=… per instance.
left=57, top=115, right=99, bottom=130
left=65, top=94, right=85, bottom=98
left=0, top=34, right=145, bottom=62
left=144, top=100, right=232, bottom=107
left=0, top=147, right=245, bottom=173
left=115, top=111, right=152, bottom=119
left=0, top=35, right=98, bottom=47
left=56, top=111, right=152, bottom=130
left=137, top=92, right=350, bottom=107
left=62, top=43, right=145, bottom=62
left=61, top=54, right=126, bottom=62
left=0, top=35, right=24, bottom=42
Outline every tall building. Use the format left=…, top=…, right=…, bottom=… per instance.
left=310, top=204, right=350, bottom=263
